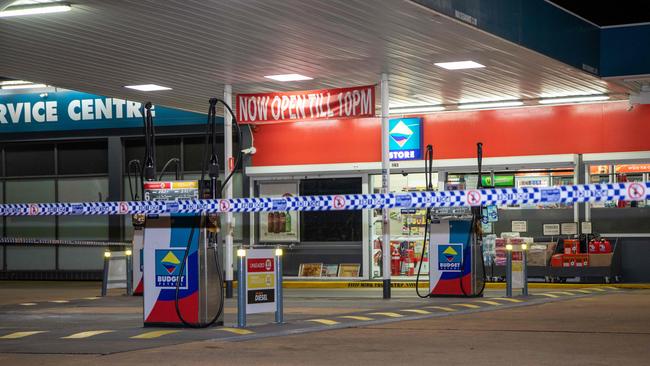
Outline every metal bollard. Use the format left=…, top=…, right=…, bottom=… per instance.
left=125, top=249, right=133, bottom=296
left=101, top=251, right=111, bottom=297
left=522, top=245, right=528, bottom=296
left=505, top=244, right=513, bottom=298
left=237, top=248, right=247, bottom=328
left=275, top=248, right=284, bottom=324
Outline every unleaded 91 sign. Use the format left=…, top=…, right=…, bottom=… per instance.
left=236, top=85, right=375, bottom=124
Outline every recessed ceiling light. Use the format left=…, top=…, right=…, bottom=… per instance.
left=0, top=3, right=71, bottom=18
left=389, top=105, right=446, bottom=114
left=538, top=95, right=609, bottom=104
left=1, top=83, right=47, bottom=90
left=458, top=100, right=523, bottom=110
left=124, top=84, right=172, bottom=91
left=434, top=61, right=485, bottom=70
left=264, top=74, right=313, bottom=82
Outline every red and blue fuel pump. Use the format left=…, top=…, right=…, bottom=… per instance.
left=416, top=143, right=486, bottom=298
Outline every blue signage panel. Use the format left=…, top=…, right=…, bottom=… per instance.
left=438, top=244, right=463, bottom=272
left=0, top=91, right=207, bottom=133
left=389, top=117, right=422, bottom=160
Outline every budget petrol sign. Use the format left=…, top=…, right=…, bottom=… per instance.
left=389, top=117, right=422, bottom=160
left=0, top=91, right=205, bottom=133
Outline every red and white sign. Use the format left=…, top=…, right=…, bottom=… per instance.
left=627, top=182, right=646, bottom=200
left=236, top=85, right=375, bottom=124
left=332, top=195, right=347, bottom=209
left=144, top=182, right=172, bottom=190
left=248, top=258, right=275, bottom=273
left=219, top=200, right=231, bottom=212
left=118, top=202, right=129, bottom=214
left=467, top=190, right=481, bottom=205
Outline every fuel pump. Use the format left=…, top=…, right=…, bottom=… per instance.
left=417, top=143, right=486, bottom=297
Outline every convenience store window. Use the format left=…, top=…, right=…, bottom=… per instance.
left=370, top=173, right=434, bottom=279
left=589, top=164, right=649, bottom=208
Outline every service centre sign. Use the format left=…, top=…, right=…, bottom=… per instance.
left=236, top=85, right=375, bottom=124
left=0, top=91, right=205, bottom=133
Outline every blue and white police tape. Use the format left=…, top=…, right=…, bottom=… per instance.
left=0, top=182, right=647, bottom=216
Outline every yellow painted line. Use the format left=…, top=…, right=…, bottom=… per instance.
left=339, top=315, right=374, bottom=321
left=62, top=330, right=114, bottom=339
left=492, top=298, right=523, bottom=303
left=218, top=327, right=254, bottom=335
left=277, top=280, right=650, bottom=290
left=603, top=286, right=619, bottom=290
left=19, top=303, right=37, bottom=306
left=586, top=288, right=606, bottom=292
left=402, top=309, right=431, bottom=315
left=452, top=303, right=481, bottom=309
left=1, top=331, right=47, bottom=339
left=426, top=306, right=457, bottom=312
left=49, top=300, right=69, bottom=304
left=475, top=300, right=502, bottom=306
left=547, top=291, right=576, bottom=296
left=130, top=330, right=180, bottom=339
left=569, top=289, right=593, bottom=294
left=83, top=297, right=100, bottom=300
left=369, top=312, right=404, bottom=318
left=307, top=319, right=340, bottom=325
left=534, top=293, right=559, bottom=298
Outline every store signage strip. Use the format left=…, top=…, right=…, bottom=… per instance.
left=0, top=182, right=646, bottom=216
left=235, top=85, right=375, bottom=124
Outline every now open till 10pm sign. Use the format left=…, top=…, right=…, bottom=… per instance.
left=236, top=85, right=375, bottom=124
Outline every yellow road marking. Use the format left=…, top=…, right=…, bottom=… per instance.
left=402, top=309, right=431, bottom=314
left=218, top=327, right=254, bottom=335
left=130, top=330, right=180, bottom=339
left=453, top=303, right=481, bottom=309
left=534, top=293, right=559, bottom=298
left=339, top=315, right=374, bottom=321
left=307, top=319, right=340, bottom=325
left=19, top=303, right=37, bottom=306
left=548, top=291, right=575, bottom=296
left=603, top=286, right=619, bottom=290
left=586, top=288, right=606, bottom=292
left=1, top=331, right=47, bottom=339
left=426, top=306, right=457, bottom=312
left=49, top=300, right=69, bottom=304
left=493, top=298, right=523, bottom=303
left=83, top=297, right=100, bottom=300
left=475, top=300, right=502, bottom=306
left=62, top=330, right=114, bottom=339
left=569, top=289, right=593, bottom=294
left=368, top=312, right=403, bottom=318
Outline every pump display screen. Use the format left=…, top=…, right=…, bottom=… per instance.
left=144, top=181, right=199, bottom=201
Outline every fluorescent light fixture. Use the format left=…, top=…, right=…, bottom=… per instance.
left=0, top=3, right=71, bottom=17
left=538, top=95, right=610, bottom=104
left=434, top=61, right=485, bottom=70
left=124, top=84, right=172, bottom=91
left=390, top=105, right=446, bottom=114
left=458, top=100, right=523, bottom=110
left=0, top=80, right=30, bottom=86
left=1, top=83, right=47, bottom=90
left=264, top=74, right=313, bottom=82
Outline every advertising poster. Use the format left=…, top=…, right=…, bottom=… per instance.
left=259, top=182, right=299, bottom=242
left=246, top=249, right=276, bottom=314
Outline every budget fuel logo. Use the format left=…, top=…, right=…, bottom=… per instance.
left=155, top=249, right=187, bottom=288
left=438, top=244, right=462, bottom=272
left=389, top=118, right=421, bottom=160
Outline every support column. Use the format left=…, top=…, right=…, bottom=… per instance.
left=107, top=136, right=123, bottom=242
left=573, top=154, right=585, bottom=235
left=380, top=73, right=391, bottom=299
left=224, top=85, right=234, bottom=298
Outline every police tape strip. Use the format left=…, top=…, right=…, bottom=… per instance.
left=0, top=182, right=647, bottom=216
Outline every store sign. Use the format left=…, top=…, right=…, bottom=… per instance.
left=0, top=91, right=205, bottom=133
left=389, top=117, right=422, bottom=160
left=481, top=175, right=515, bottom=187
left=616, top=164, right=650, bottom=174
left=437, top=244, right=462, bottom=272
left=246, top=249, right=277, bottom=314
left=236, top=85, right=375, bottom=124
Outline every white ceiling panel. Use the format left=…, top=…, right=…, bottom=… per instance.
left=0, top=0, right=628, bottom=113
